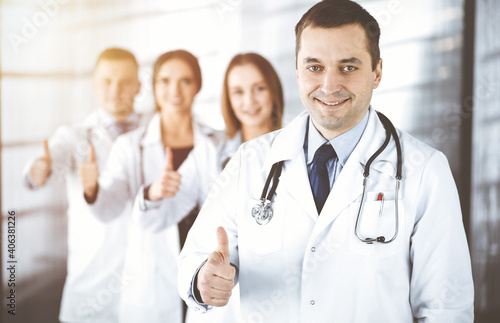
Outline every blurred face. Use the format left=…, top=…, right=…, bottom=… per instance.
left=154, top=58, right=198, bottom=115
left=228, top=64, right=273, bottom=130
left=296, top=24, right=382, bottom=140
left=93, top=59, right=140, bottom=121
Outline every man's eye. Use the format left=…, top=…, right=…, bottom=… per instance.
left=342, top=66, right=356, bottom=72
left=308, top=66, right=321, bottom=72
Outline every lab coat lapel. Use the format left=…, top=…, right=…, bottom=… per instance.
left=140, top=114, right=164, bottom=185
left=265, top=111, right=318, bottom=221
left=312, top=149, right=365, bottom=235
left=279, top=151, right=318, bottom=221
left=311, top=108, right=389, bottom=236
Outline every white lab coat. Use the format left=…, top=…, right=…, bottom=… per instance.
left=122, top=123, right=243, bottom=323
left=178, top=108, right=474, bottom=323
left=88, top=112, right=224, bottom=323
left=23, top=110, right=147, bottom=323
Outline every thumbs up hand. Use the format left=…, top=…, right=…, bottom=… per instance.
left=147, top=147, right=182, bottom=201
left=197, top=227, right=236, bottom=306
left=30, top=140, right=53, bottom=187
left=79, top=143, right=99, bottom=198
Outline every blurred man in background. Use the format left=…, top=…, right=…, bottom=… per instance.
left=24, top=48, right=145, bottom=323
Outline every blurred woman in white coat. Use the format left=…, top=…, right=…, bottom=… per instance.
left=184, top=53, right=284, bottom=323
left=84, top=50, right=216, bottom=323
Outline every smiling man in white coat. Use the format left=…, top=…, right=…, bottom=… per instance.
left=178, top=0, right=474, bottom=322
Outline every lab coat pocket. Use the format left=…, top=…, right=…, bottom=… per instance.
left=348, top=190, right=404, bottom=259
left=242, top=197, right=285, bottom=256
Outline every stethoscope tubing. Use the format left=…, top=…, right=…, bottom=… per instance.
left=354, top=111, right=402, bottom=244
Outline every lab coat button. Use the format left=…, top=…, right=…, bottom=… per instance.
left=311, top=247, right=316, bottom=252
left=310, top=300, right=315, bottom=305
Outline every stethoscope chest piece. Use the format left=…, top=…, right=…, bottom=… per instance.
left=251, top=160, right=284, bottom=225
left=252, top=199, right=273, bottom=225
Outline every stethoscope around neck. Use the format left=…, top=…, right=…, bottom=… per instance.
left=251, top=111, right=403, bottom=244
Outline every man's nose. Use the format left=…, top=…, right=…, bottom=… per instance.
left=320, top=71, right=343, bottom=95
left=110, top=82, right=123, bottom=97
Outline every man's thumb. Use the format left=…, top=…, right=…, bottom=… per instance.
left=88, top=143, right=96, bottom=163
left=215, top=226, right=230, bottom=264
left=43, top=139, right=51, bottom=159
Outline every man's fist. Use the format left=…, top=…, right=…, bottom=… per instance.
left=29, top=140, right=52, bottom=186
left=147, top=147, right=182, bottom=201
left=79, top=143, right=99, bottom=198
left=197, top=227, right=235, bottom=306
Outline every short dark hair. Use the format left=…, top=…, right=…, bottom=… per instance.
left=221, top=53, right=284, bottom=138
left=152, top=49, right=202, bottom=94
left=95, top=47, right=138, bottom=69
left=295, top=0, right=380, bottom=70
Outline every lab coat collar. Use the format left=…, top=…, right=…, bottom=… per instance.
left=264, top=108, right=385, bottom=171
left=83, top=108, right=140, bottom=130
left=221, top=131, right=243, bottom=163
left=355, top=107, right=399, bottom=178
left=262, top=106, right=396, bottom=175
left=264, top=110, right=309, bottom=171
left=306, top=110, right=369, bottom=168
left=139, top=113, right=216, bottom=147
left=140, top=113, right=162, bottom=147
left=264, top=110, right=317, bottom=220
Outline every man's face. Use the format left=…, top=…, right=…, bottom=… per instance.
left=296, top=24, right=382, bottom=140
left=93, top=59, right=141, bottom=121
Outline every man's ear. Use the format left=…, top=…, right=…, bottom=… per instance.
left=373, top=58, right=383, bottom=89
left=136, top=80, right=142, bottom=97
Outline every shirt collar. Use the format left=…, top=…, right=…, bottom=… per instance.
left=97, top=109, right=117, bottom=128
left=97, top=108, right=140, bottom=128
left=306, top=109, right=370, bottom=166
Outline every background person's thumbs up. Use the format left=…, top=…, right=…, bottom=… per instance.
left=197, top=227, right=236, bottom=306
left=79, top=143, right=99, bottom=199
left=43, top=139, right=51, bottom=159
left=164, top=146, right=174, bottom=171
left=147, top=147, right=182, bottom=201
left=87, top=142, right=96, bottom=163
left=29, top=139, right=53, bottom=187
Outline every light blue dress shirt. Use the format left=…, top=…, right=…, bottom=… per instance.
left=304, top=109, right=370, bottom=189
